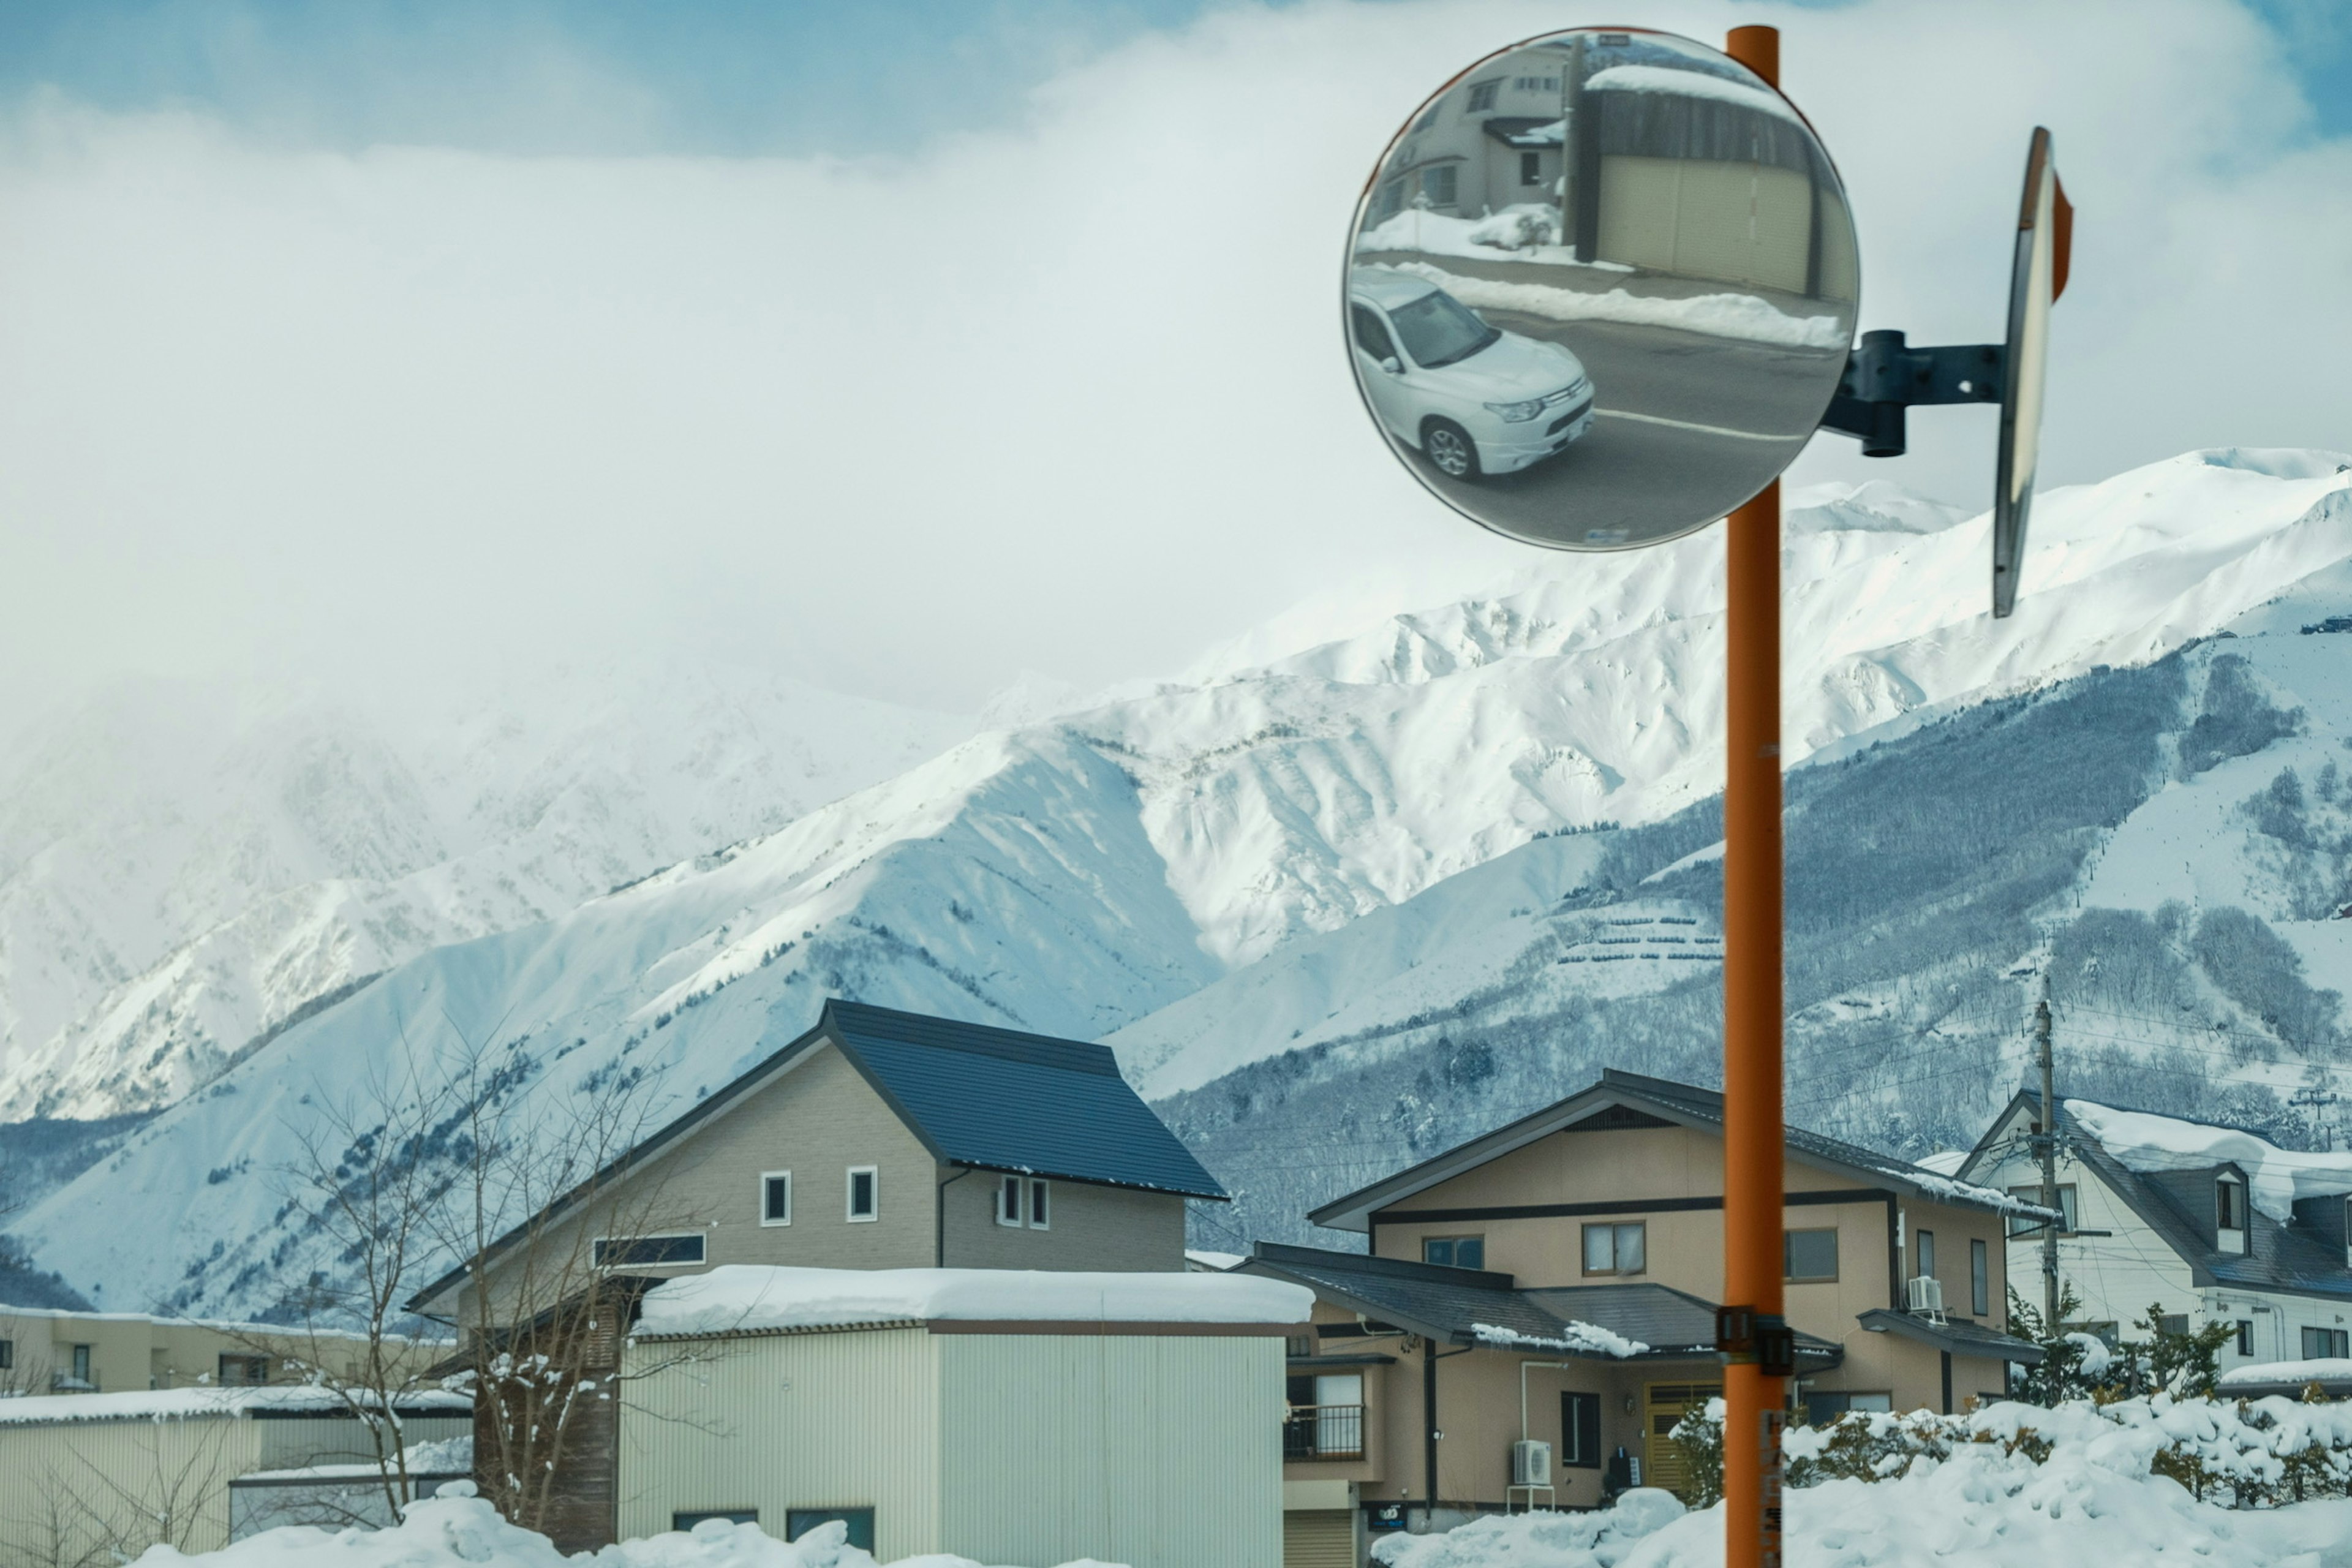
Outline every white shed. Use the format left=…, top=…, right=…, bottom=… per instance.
left=617, top=1265, right=1312, bottom=1567
left=0, top=1384, right=472, bottom=1563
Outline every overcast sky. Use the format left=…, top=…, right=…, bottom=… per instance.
left=0, top=0, right=2346, bottom=726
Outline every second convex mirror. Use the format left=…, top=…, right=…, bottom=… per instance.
left=1346, top=28, right=1860, bottom=550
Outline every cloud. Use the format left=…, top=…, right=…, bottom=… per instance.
left=0, top=0, right=2343, bottom=728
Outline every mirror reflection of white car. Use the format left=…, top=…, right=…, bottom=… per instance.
left=1348, top=266, right=1594, bottom=480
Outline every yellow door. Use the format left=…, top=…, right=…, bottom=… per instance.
left=1643, top=1381, right=1722, bottom=1501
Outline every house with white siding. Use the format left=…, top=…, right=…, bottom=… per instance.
left=1959, top=1091, right=2352, bottom=1378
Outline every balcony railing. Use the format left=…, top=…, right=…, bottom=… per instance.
left=1284, top=1403, right=1365, bottom=1460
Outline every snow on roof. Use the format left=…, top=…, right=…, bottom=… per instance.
left=2217, top=1357, right=2352, bottom=1390
left=1581, top=63, right=1801, bottom=124
left=2067, top=1099, right=2352, bottom=1222
left=0, top=1384, right=471, bottom=1427
left=0, top=1302, right=447, bottom=1347
left=1472, top=1320, right=1650, bottom=1359
left=1914, top=1151, right=1970, bottom=1177
left=1185, top=1249, right=1245, bottom=1271
left=632, top=1265, right=1314, bottom=1340
left=1908, top=1166, right=2060, bottom=1219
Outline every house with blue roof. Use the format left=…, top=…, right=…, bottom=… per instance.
left=410, top=1000, right=1226, bottom=1327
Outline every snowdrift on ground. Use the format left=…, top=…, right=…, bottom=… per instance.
left=135, top=1494, right=1120, bottom=1568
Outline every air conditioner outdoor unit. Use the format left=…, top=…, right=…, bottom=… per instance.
left=1512, top=1439, right=1553, bottom=1488
left=1907, top=1275, right=1946, bottom=1319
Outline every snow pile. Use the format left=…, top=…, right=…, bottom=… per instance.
left=2221, top=1358, right=2352, bottom=1390
left=1581, top=64, right=1801, bottom=124
left=2067, top=1099, right=2352, bottom=1221
left=0, top=1384, right=469, bottom=1426
left=632, top=1265, right=1312, bottom=1340
left=1373, top=1489, right=1684, bottom=1567
left=1354, top=209, right=1632, bottom=270
left=135, top=1492, right=1118, bottom=1567
left=1472, top=1321, right=1651, bottom=1359
left=1390, top=263, right=1844, bottom=350
left=1903, top=1166, right=2060, bottom=1219
left=1374, top=1399, right=2352, bottom=1567
left=1912, top=1150, right=1970, bottom=1176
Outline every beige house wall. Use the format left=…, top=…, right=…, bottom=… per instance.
left=940, top=1172, right=1186, bottom=1272
left=454, top=1036, right=1193, bottom=1325
left=0, top=1308, right=439, bottom=1396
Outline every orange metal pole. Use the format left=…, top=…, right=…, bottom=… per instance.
left=1721, top=28, right=1785, bottom=1568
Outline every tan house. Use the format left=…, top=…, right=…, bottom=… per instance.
left=0, top=1303, right=442, bottom=1397
left=404, top=1000, right=1227, bottom=1551
left=1239, top=1069, right=2048, bottom=1543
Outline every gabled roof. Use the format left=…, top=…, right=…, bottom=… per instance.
left=1856, top=1308, right=2044, bottom=1365
left=1239, top=1242, right=1840, bottom=1368
left=1309, top=1068, right=2048, bottom=1233
left=1962, top=1091, right=2352, bottom=1303
left=407, top=1000, right=1221, bottom=1315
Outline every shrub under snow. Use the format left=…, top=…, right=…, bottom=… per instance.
left=1373, top=1396, right=2352, bottom=1567
left=134, top=1491, right=1123, bottom=1568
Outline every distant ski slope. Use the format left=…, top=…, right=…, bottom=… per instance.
left=9, top=449, right=2352, bottom=1314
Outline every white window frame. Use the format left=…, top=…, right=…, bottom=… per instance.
left=591, top=1232, right=707, bottom=1269
left=846, top=1165, right=880, bottom=1223
left=1027, top=1178, right=1050, bottom=1231
left=997, top=1174, right=1025, bottom=1228
left=760, top=1170, right=793, bottom=1227
left=1581, top=1221, right=1646, bottom=1276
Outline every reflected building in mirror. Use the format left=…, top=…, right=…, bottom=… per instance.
left=1346, top=31, right=1861, bottom=551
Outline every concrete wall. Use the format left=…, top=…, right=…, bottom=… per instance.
left=619, top=1327, right=1285, bottom=1568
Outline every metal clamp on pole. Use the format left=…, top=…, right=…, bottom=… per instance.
left=1819, top=330, right=2006, bottom=458
left=1755, top=1317, right=1796, bottom=1380
left=1716, top=1305, right=1757, bottom=1362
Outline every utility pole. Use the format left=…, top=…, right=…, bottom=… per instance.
left=1719, top=29, right=1787, bottom=1568
left=2035, top=997, right=2059, bottom=1329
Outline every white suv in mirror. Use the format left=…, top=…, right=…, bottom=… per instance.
left=1348, top=266, right=1594, bottom=480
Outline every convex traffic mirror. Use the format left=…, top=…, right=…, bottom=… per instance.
left=1345, top=28, right=1860, bottom=551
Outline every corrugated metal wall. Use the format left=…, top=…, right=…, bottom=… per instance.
left=1598, top=155, right=1817, bottom=296
left=938, top=1335, right=1284, bottom=1568
left=618, top=1329, right=941, bottom=1559
left=0, top=1418, right=261, bottom=1562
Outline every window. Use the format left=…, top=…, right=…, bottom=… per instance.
left=1916, top=1229, right=1936, bottom=1280
left=2008, top=1184, right=2078, bottom=1235
left=2304, top=1327, right=2350, bottom=1359
left=2158, top=1314, right=2189, bottom=1336
left=0, top=1339, right=11, bottom=1370
left=847, top=1166, right=878, bottom=1222
left=675, top=1511, right=758, bottom=1529
left=1582, top=1222, right=1646, bottom=1276
left=1351, top=303, right=1399, bottom=367
left=1784, top=1229, right=1838, bottom=1283
left=1422, top=164, right=1457, bottom=208
left=1373, top=179, right=1406, bottom=224
left=1423, top=1235, right=1485, bottom=1270
left=1513, top=75, right=1561, bottom=92
left=2238, top=1321, right=2255, bottom=1357
left=218, top=1354, right=269, bottom=1386
left=2217, top=1178, right=2241, bottom=1229
left=1519, top=151, right=1542, bottom=186
left=998, top=1175, right=1025, bottom=1227
left=997, top=1176, right=1049, bottom=1229
left=1466, top=79, right=1501, bottom=113
left=787, top=1509, right=875, bottom=1551
left=1971, top=1238, right=1990, bottom=1316
left=592, top=1233, right=707, bottom=1268
left=1803, top=1391, right=1893, bottom=1423
left=70, top=1344, right=91, bottom=1386
left=1561, top=1391, right=1601, bottom=1468
left=761, top=1171, right=792, bottom=1226
left=1028, top=1178, right=1050, bottom=1230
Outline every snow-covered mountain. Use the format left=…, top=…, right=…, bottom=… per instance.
left=0, top=659, right=970, bottom=1118
left=7, top=448, right=2352, bottom=1316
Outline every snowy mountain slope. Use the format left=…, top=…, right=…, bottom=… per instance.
left=0, top=660, right=971, bottom=1117
left=1150, top=630, right=2352, bottom=1251
left=9, top=448, right=2352, bottom=1311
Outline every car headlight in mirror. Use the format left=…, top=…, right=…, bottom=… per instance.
left=1484, top=398, right=1548, bottom=423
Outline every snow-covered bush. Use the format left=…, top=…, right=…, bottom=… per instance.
left=1370, top=1488, right=1683, bottom=1567
left=1664, top=1400, right=1723, bottom=1508
left=1466, top=205, right=1561, bottom=251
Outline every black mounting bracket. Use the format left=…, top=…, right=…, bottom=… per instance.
left=1819, top=330, right=2007, bottom=458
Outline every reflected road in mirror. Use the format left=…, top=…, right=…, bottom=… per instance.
left=1345, top=29, right=1859, bottom=551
